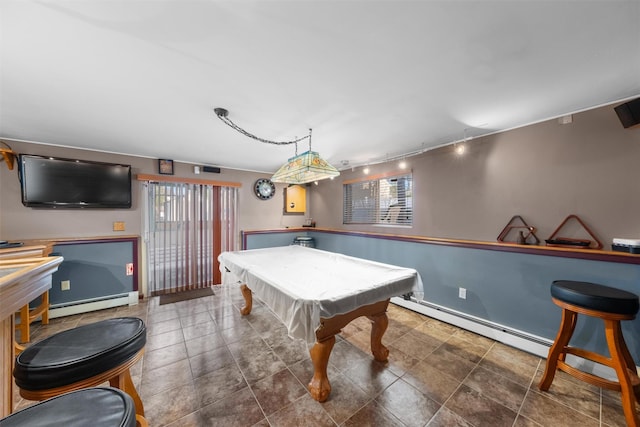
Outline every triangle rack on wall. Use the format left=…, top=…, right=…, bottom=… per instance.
left=497, top=215, right=540, bottom=245
left=545, top=214, right=603, bottom=250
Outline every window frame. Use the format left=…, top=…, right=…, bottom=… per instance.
left=343, top=171, right=413, bottom=226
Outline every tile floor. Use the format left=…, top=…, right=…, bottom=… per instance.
left=15, top=284, right=638, bottom=426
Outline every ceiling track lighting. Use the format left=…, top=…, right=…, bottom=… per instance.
left=213, top=108, right=339, bottom=184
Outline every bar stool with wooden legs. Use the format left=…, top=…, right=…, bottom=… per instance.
left=0, top=388, right=138, bottom=427
left=539, top=280, right=640, bottom=426
left=14, top=291, right=49, bottom=343
left=13, top=317, right=148, bottom=427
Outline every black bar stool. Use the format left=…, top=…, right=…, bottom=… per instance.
left=13, top=317, right=147, bottom=426
left=0, top=387, right=139, bottom=427
left=539, top=280, right=640, bottom=426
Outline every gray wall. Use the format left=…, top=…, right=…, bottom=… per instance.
left=0, top=142, right=307, bottom=241
left=2, top=102, right=639, bottom=250
left=311, top=103, right=640, bottom=246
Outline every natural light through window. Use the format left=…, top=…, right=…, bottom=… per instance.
left=343, top=173, right=412, bottom=225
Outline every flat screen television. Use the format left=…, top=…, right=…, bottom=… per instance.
left=19, top=154, right=132, bottom=208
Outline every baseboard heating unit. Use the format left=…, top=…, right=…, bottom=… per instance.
left=49, top=291, right=139, bottom=319
left=391, top=296, right=637, bottom=382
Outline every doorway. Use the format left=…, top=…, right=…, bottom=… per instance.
left=144, top=181, right=238, bottom=296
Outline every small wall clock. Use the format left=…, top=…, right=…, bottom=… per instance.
left=254, top=178, right=276, bottom=200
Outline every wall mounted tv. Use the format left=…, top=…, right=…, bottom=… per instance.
left=19, top=154, right=132, bottom=208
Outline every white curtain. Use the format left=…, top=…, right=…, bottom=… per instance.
left=144, top=182, right=238, bottom=296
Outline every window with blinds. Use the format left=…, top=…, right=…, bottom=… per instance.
left=343, top=173, right=413, bottom=225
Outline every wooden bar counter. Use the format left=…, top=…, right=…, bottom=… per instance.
left=0, top=255, right=63, bottom=416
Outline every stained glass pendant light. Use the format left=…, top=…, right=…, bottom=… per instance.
left=214, top=108, right=339, bottom=184
left=271, top=129, right=339, bottom=184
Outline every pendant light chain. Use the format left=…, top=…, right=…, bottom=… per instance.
left=214, top=107, right=310, bottom=146
left=213, top=107, right=340, bottom=184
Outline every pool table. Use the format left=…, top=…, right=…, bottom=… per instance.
left=218, top=245, right=422, bottom=401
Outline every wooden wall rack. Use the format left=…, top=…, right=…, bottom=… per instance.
left=497, top=215, right=540, bottom=245
left=545, top=214, right=603, bottom=250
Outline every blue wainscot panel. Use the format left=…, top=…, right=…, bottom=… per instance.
left=243, top=230, right=640, bottom=365
left=50, top=240, right=135, bottom=307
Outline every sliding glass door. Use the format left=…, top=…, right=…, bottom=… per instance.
left=144, top=182, right=238, bottom=296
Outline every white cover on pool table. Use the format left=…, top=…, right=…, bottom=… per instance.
left=218, top=245, right=423, bottom=343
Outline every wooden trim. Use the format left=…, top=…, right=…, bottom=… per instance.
left=49, top=236, right=139, bottom=245
left=136, top=173, right=241, bottom=188
left=342, top=170, right=411, bottom=185
left=242, top=227, right=640, bottom=265
left=0, top=245, right=48, bottom=260
left=0, top=148, right=16, bottom=170
left=20, top=236, right=138, bottom=247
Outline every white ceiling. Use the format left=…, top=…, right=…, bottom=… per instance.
left=1, top=1, right=639, bottom=174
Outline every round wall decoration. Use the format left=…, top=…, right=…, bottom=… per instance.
left=254, top=178, right=276, bottom=200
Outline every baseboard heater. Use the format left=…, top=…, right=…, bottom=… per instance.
left=391, top=296, right=635, bottom=381
left=48, top=291, right=139, bottom=319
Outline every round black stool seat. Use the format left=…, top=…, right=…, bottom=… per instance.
left=551, top=280, right=639, bottom=316
left=0, top=387, right=136, bottom=427
left=13, top=317, right=146, bottom=390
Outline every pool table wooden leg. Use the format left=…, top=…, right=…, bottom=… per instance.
left=308, top=335, right=335, bottom=402
left=308, top=299, right=391, bottom=402
left=367, top=311, right=389, bottom=362
left=239, top=284, right=252, bottom=315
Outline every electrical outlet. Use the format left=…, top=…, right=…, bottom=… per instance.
left=458, top=287, right=467, bottom=299
left=61, top=280, right=71, bottom=291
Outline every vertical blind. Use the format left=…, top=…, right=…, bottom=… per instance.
left=343, top=173, right=413, bottom=225
left=219, top=185, right=239, bottom=253
left=145, top=182, right=238, bottom=296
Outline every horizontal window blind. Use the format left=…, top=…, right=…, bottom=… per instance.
left=343, top=173, right=413, bottom=225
